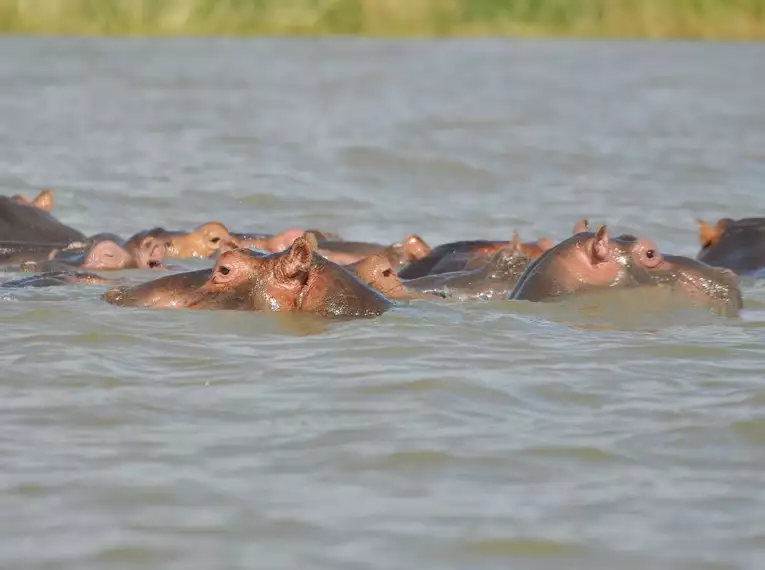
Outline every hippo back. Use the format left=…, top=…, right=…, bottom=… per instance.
left=397, top=240, right=507, bottom=279
left=697, top=218, right=765, bottom=274
left=0, top=196, right=85, bottom=243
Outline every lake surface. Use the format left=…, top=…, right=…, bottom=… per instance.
left=1, top=38, right=764, bottom=570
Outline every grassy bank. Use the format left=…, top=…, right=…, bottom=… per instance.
left=0, top=0, right=764, bottom=39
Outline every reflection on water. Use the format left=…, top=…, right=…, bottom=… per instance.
left=0, top=38, right=764, bottom=570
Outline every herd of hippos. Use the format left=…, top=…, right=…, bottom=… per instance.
left=0, top=189, right=759, bottom=320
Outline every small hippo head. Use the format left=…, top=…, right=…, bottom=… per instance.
left=386, top=234, right=431, bottom=269
left=349, top=253, right=411, bottom=300
left=162, top=222, right=232, bottom=259
left=130, top=236, right=167, bottom=269
left=80, top=240, right=137, bottom=270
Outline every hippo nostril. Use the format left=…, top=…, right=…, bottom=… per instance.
left=382, top=269, right=392, bottom=277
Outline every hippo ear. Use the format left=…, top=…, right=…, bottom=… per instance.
left=573, top=218, right=589, bottom=235
left=401, top=234, right=430, bottom=259
left=280, top=237, right=313, bottom=280
left=696, top=219, right=719, bottom=248
left=592, top=225, right=609, bottom=262
left=511, top=231, right=522, bottom=250
left=300, top=231, right=319, bottom=249
left=537, top=237, right=554, bottom=252
left=33, top=189, right=53, bottom=212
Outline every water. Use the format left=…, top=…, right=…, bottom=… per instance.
left=1, top=37, right=764, bottom=570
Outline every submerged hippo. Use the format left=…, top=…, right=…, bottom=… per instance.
left=103, top=269, right=212, bottom=308
left=510, top=226, right=664, bottom=302
left=696, top=218, right=765, bottom=275
left=0, top=195, right=85, bottom=244
left=22, top=236, right=165, bottom=272
left=233, top=228, right=343, bottom=253
left=126, top=221, right=233, bottom=259
left=0, top=240, right=85, bottom=266
left=397, top=233, right=552, bottom=280
left=314, top=235, right=431, bottom=268
left=2, top=270, right=115, bottom=288
left=403, top=246, right=532, bottom=300
left=10, top=189, right=54, bottom=212
left=176, top=236, right=393, bottom=317
left=647, top=254, right=743, bottom=316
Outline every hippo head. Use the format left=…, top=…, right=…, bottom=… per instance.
left=80, top=240, right=137, bottom=270
left=386, top=234, right=431, bottom=269
left=647, top=254, right=743, bottom=315
left=185, top=236, right=392, bottom=316
left=163, top=222, right=232, bottom=259
left=560, top=227, right=664, bottom=288
left=511, top=225, right=665, bottom=302
left=130, top=236, right=167, bottom=269
left=349, top=253, right=412, bottom=300
left=185, top=238, right=316, bottom=311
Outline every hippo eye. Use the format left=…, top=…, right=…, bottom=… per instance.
left=646, top=250, right=656, bottom=259
left=210, top=237, right=221, bottom=244
left=382, top=269, right=392, bottom=277
left=219, top=265, right=230, bottom=276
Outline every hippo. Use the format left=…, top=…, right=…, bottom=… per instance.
left=10, top=189, right=54, bottom=212
left=346, top=253, right=440, bottom=301
left=0, top=195, right=85, bottom=244
left=312, top=234, right=431, bottom=269
left=126, top=221, right=232, bottom=259
left=0, top=240, right=84, bottom=266
left=695, top=218, right=765, bottom=275
left=174, top=236, right=393, bottom=317
left=402, top=246, right=532, bottom=300
left=510, top=226, right=664, bottom=302
left=231, top=227, right=314, bottom=254
left=2, top=270, right=115, bottom=288
left=103, top=269, right=212, bottom=308
left=22, top=236, right=165, bottom=273
left=397, top=233, right=552, bottom=280
left=232, top=228, right=343, bottom=253
left=646, top=254, right=743, bottom=316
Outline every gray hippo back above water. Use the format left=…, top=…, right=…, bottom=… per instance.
left=696, top=217, right=765, bottom=275
left=0, top=195, right=85, bottom=244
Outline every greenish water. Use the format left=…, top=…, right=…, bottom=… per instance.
left=0, top=0, right=764, bottom=38
left=1, top=38, right=765, bottom=570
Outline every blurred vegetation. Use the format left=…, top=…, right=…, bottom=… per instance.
left=0, top=0, right=763, bottom=38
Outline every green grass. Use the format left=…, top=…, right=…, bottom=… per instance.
left=0, top=0, right=764, bottom=39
